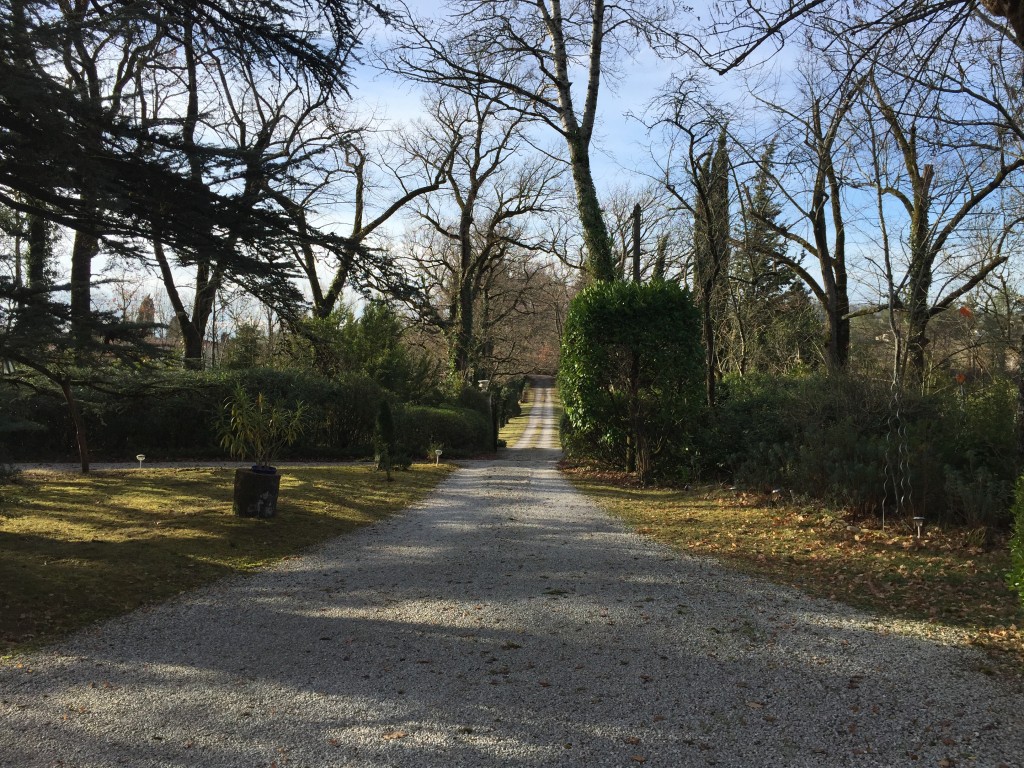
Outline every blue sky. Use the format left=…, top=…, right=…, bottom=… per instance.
left=347, top=0, right=722, bottom=196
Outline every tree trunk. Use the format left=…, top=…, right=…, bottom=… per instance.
left=70, top=229, right=98, bottom=350
left=568, top=139, right=615, bottom=282
left=58, top=377, right=89, bottom=473
left=824, top=284, right=850, bottom=370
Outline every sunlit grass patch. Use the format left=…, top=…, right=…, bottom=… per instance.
left=0, top=464, right=452, bottom=655
left=564, top=466, right=1024, bottom=666
left=501, top=393, right=540, bottom=448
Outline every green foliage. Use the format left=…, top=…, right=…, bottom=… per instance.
left=221, top=323, right=267, bottom=370
left=394, top=405, right=490, bottom=459
left=725, top=141, right=822, bottom=375
left=217, top=386, right=305, bottom=469
left=497, top=377, right=528, bottom=426
left=0, top=362, right=494, bottom=465
left=708, top=372, right=1018, bottom=526
left=0, top=369, right=371, bottom=461
left=1010, top=476, right=1024, bottom=608
left=284, top=303, right=441, bottom=400
left=559, top=280, right=705, bottom=481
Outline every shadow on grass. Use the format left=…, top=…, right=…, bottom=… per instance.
left=0, top=465, right=450, bottom=653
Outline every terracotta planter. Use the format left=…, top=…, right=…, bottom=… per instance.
left=233, top=467, right=281, bottom=518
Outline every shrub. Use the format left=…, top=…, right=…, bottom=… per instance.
left=1009, top=476, right=1024, bottom=610
left=560, top=280, right=705, bottom=482
left=217, top=387, right=306, bottom=469
left=0, top=368, right=386, bottom=461
left=706, top=371, right=1017, bottom=526
left=394, top=405, right=489, bottom=459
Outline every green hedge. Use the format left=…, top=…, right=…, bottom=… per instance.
left=707, top=372, right=1017, bottom=527
left=0, top=367, right=488, bottom=463
left=394, top=405, right=490, bottom=460
left=559, top=280, right=705, bottom=482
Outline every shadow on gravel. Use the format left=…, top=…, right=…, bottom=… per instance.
left=6, top=452, right=1022, bottom=767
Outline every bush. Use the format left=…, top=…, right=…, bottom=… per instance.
left=560, top=280, right=705, bottom=482
left=706, top=371, right=1017, bottom=526
left=1009, top=476, right=1024, bottom=610
left=0, top=368, right=386, bottom=461
left=394, top=405, right=490, bottom=459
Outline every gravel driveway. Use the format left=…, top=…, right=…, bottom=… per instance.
left=2, top=379, right=1022, bottom=767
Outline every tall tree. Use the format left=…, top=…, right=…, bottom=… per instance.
left=1, top=0, right=370, bottom=360
left=727, top=141, right=816, bottom=374
left=861, top=70, right=1024, bottom=384
left=398, top=86, right=561, bottom=382
left=386, top=0, right=688, bottom=283
left=692, top=128, right=731, bottom=406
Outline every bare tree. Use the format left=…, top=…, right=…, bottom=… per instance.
left=384, top=0, right=689, bottom=283
left=267, top=115, right=454, bottom=320
left=397, top=85, right=563, bottom=381
left=602, top=181, right=687, bottom=281
left=691, top=0, right=1023, bottom=76
left=735, top=67, right=866, bottom=370
left=854, top=66, right=1024, bottom=384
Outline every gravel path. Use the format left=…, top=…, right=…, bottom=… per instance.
left=2, top=379, right=1022, bottom=767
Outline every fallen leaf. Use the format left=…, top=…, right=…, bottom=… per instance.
left=624, top=736, right=641, bottom=745
left=631, top=756, right=646, bottom=764
left=382, top=730, right=407, bottom=740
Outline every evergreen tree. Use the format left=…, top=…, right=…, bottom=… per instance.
left=728, top=142, right=816, bottom=374
left=0, top=201, right=161, bottom=472
left=692, top=127, right=731, bottom=406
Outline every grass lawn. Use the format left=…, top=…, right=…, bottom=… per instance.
left=0, top=464, right=452, bottom=655
left=499, top=393, right=535, bottom=447
left=565, top=466, right=1024, bottom=668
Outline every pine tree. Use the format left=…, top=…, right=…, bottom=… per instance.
left=692, top=127, right=730, bottom=405
left=730, top=143, right=818, bottom=374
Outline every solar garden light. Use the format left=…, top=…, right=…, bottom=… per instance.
left=136, top=453, right=146, bottom=469
left=434, top=449, right=443, bottom=465
left=912, top=516, right=925, bottom=539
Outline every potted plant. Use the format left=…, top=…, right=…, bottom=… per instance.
left=218, top=386, right=305, bottom=518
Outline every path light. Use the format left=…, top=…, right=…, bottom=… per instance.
left=435, top=449, right=443, bottom=465
left=136, top=453, right=146, bottom=469
left=477, top=379, right=490, bottom=391
left=912, top=516, right=925, bottom=539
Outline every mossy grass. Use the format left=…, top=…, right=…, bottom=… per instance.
left=565, top=467, right=1024, bottom=667
left=0, top=464, right=452, bottom=655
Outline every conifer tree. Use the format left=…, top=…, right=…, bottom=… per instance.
left=692, top=127, right=730, bottom=405
left=726, top=143, right=819, bottom=374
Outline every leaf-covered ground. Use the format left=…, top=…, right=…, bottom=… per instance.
left=564, top=465, right=1024, bottom=667
left=0, top=464, right=451, bottom=655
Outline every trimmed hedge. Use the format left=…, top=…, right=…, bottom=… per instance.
left=559, top=280, right=705, bottom=482
left=394, top=404, right=490, bottom=460
left=0, top=367, right=487, bottom=463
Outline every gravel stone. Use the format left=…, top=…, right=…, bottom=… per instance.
left=2, top=380, right=1022, bottom=767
